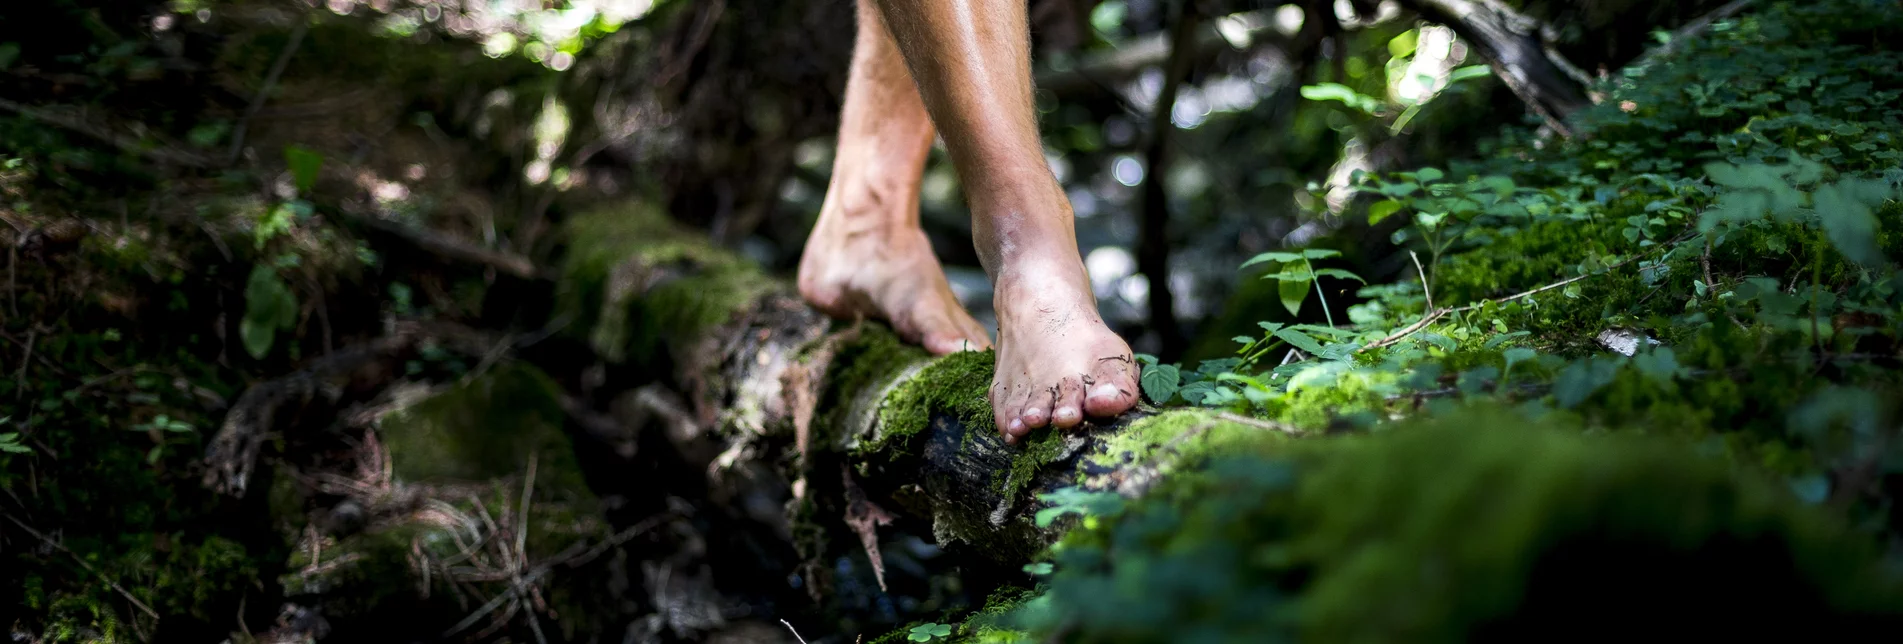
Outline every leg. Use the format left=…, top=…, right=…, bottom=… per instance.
left=872, top=0, right=1140, bottom=442
left=798, top=0, right=991, bottom=356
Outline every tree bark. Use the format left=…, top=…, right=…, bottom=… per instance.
left=1397, top=0, right=1593, bottom=136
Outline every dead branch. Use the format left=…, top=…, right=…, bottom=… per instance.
left=337, top=209, right=547, bottom=281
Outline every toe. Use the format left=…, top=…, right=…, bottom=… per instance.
left=1084, top=358, right=1139, bottom=418
left=992, top=384, right=1023, bottom=442
left=1020, top=404, right=1050, bottom=430
left=1050, top=377, right=1086, bottom=429
left=1003, top=417, right=1027, bottom=444
left=923, top=332, right=975, bottom=356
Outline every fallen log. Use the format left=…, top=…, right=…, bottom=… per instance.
left=548, top=202, right=1283, bottom=572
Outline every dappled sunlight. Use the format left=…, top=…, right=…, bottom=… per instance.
left=289, top=0, right=656, bottom=69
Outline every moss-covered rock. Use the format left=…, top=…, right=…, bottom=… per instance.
left=274, top=363, right=613, bottom=636
left=557, top=202, right=775, bottom=364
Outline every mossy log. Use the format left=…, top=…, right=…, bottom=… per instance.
left=555, top=203, right=1292, bottom=567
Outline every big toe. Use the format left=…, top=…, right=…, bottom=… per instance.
left=1085, top=361, right=1139, bottom=418
left=908, top=302, right=991, bottom=356
left=923, top=329, right=988, bottom=355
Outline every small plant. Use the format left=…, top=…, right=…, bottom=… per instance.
left=132, top=415, right=195, bottom=433
left=0, top=417, right=28, bottom=454
left=908, top=623, right=953, bottom=642
left=1239, top=248, right=1365, bottom=327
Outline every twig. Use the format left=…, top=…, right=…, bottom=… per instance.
left=226, top=20, right=308, bottom=165
left=0, top=98, right=214, bottom=168
left=441, top=513, right=671, bottom=639
left=1410, top=250, right=1434, bottom=311
left=1363, top=243, right=1656, bottom=351
left=2, top=511, right=161, bottom=621
left=1215, top=412, right=1304, bottom=435
left=781, top=619, right=811, bottom=644
left=14, top=326, right=34, bottom=401
left=1359, top=308, right=1449, bottom=352
left=6, top=244, right=15, bottom=317
left=515, top=452, right=537, bottom=570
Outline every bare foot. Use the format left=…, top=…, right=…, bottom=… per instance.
left=987, top=256, right=1140, bottom=444
left=798, top=211, right=991, bottom=356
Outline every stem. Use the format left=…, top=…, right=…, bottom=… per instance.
left=1306, top=257, right=1336, bottom=328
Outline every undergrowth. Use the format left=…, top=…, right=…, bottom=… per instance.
left=927, top=1, right=1903, bottom=640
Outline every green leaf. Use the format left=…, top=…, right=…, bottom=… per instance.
left=1813, top=178, right=1890, bottom=266
left=1279, top=277, right=1308, bottom=316
left=1140, top=363, right=1182, bottom=405
left=284, top=145, right=324, bottom=194
left=1273, top=328, right=1325, bottom=355
left=1301, top=248, right=1342, bottom=259
left=1503, top=347, right=1538, bottom=369
left=1367, top=199, right=1404, bottom=224
left=1034, top=488, right=1124, bottom=528
left=1240, top=251, right=1304, bottom=269
left=240, top=319, right=275, bottom=360
left=1022, top=562, right=1053, bottom=575
left=242, top=266, right=299, bottom=359
left=1415, top=167, right=1444, bottom=183
left=1177, top=381, right=1217, bottom=405
left=1312, top=268, right=1367, bottom=284
left=1419, top=332, right=1456, bottom=352
left=1633, top=347, right=1679, bottom=384
left=1553, top=357, right=1622, bottom=408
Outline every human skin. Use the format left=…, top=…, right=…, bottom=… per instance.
left=796, top=0, right=1140, bottom=443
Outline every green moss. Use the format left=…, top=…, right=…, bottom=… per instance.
left=37, top=593, right=131, bottom=643
left=378, top=363, right=588, bottom=495
left=812, top=326, right=932, bottom=452
left=1083, top=410, right=1291, bottom=477
left=556, top=202, right=775, bottom=363
left=1036, top=407, right=1903, bottom=642
left=854, top=346, right=995, bottom=457
left=996, top=429, right=1068, bottom=506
